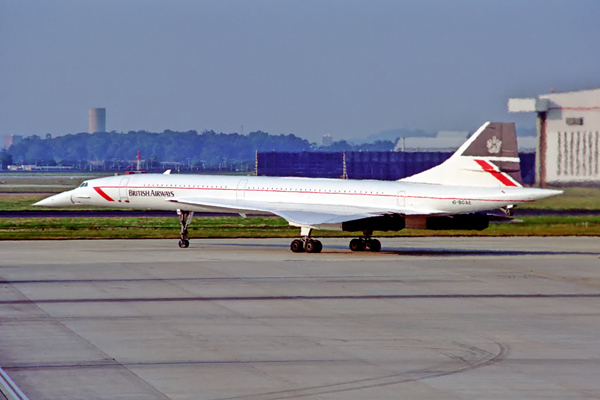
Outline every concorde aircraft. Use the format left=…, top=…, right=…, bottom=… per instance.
left=34, top=122, right=562, bottom=253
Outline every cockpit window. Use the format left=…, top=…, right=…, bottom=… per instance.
left=79, top=182, right=89, bottom=187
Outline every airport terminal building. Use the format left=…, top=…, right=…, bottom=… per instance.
left=509, top=88, right=600, bottom=186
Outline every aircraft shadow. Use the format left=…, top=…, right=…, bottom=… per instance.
left=209, top=242, right=600, bottom=257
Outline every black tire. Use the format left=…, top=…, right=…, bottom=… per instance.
left=290, top=239, right=304, bottom=253
left=305, top=240, right=317, bottom=253
left=314, top=240, right=323, bottom=253
left=349, top=238, right=363, bottom=252
left=366, top=239, right=381, bottom=252
left=178, top=239, right=189, bottom=248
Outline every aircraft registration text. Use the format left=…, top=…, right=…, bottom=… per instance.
left=452, top=200, right=471, bottom=205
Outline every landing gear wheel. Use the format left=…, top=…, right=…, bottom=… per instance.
left=290, top=239, right=304, bottom=253
left=177, top=210, right=194, bottom=249
left=349, top=238, right=363, bottom=252
left=371, top=239, right=381, bottom=252
left=364, top=239, right=381, bottom=252
left=305, top=239, right=322, bottom=253
left=314, top=240, right=323, bottom=253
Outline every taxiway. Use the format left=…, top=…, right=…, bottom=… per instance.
left=0, top=237, right=599, bottom=399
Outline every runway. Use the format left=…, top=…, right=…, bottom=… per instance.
left=0, top=237, right=599, bottom=399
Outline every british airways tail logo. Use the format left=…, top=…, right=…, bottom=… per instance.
left=486, top=136, right=502, bottom=154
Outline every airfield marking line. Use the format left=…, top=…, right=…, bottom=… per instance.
left=0, top=366, right=30, bottom=400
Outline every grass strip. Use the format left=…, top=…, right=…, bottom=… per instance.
left=0, top=215, right=599, bottom=240
left=517, top=187, right=600, bottom=210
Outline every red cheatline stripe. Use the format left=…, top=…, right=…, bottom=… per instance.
left=474, top=159, right=518, bottom=187
left=95, top=184, right=534, bottom=203
left=93, top=187, right=115, bottom=201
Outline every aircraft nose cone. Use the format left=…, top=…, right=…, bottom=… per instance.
left=33, top=191, right=74, bottom=207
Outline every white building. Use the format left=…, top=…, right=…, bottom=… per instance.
left=509, top=88, right=600, bottom=186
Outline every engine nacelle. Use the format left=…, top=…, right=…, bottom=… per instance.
left=426, top=213, right=489, bottom=231
left=342, top=215, right=405, bottom=232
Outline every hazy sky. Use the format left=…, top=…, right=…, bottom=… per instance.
left=1, top=0, right=599, bottom=142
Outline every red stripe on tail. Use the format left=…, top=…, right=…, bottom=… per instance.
left=93, top=187, right=115, bottom=201
left=474, top=159, right=518, bottom=187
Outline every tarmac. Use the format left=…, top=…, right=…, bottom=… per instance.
left=0, top=237, right=599, bottom=400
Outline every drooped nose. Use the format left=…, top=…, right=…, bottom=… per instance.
left=32, top=190, right=75, bottom=207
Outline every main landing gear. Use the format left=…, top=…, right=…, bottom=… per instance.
left=289, top=228, right=383, bottom=253
left=177, top=210, right=194, bottom=248
left=290, top=238, right=323, bottom=253
left=290, top=227, right=322, bottom=253
left=349, top=231, right=381, bottom=252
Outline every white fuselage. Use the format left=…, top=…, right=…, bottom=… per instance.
left=42, top=173, right=557, bottom=229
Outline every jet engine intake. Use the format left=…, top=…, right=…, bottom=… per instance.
left=426, top=213, right=489, bottom=231
left=342, top=215, right=405, bottom=232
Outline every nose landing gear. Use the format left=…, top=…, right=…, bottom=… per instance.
left=349, top=231, right=381, bottom=252
left=177, top=210, right=194, bottom=248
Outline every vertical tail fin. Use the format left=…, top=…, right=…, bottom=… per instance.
left=400, top=122, right=523, bottom=187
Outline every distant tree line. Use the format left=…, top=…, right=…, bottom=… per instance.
left=0, top=130, right=395, bottom=171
